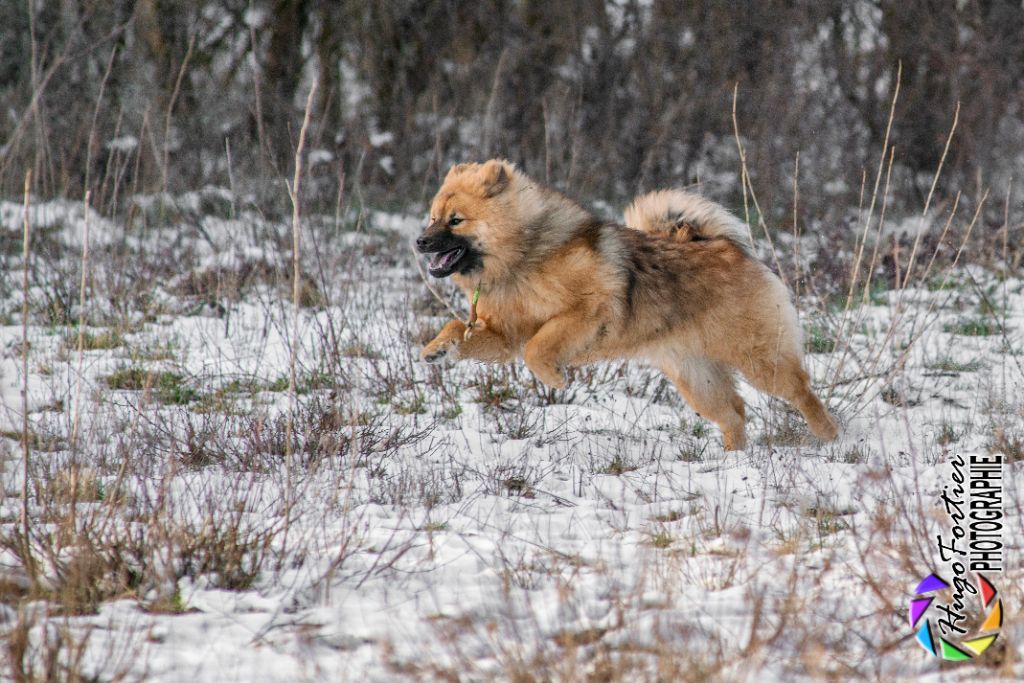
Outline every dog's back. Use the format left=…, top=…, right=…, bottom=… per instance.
left=624, top=189, right=752, bottom=254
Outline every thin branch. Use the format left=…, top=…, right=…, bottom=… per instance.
left=902, top=100, right=960, bottom=288
left=71, top=191, right=92, bottom=450
left=162, top=33, right=197, bottom=195
left=285, top=80, right=318, bottom=511
left=21, top=169, right=37, bottom=582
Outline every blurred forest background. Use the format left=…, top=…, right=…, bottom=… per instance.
left=1, top=0, right=1023, bottom=223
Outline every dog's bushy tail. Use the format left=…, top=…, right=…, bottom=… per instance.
left=624, top=189, right=752, bottom=253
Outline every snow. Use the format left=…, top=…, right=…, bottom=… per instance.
left=106, top=135, right=139, bottom=152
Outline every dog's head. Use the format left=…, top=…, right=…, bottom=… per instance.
left=417, top=159, right=516, bottom=279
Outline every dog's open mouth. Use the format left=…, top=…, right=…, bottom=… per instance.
left=428, top=246, right=466, bottom=277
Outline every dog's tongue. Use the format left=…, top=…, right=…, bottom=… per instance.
left=432, top=248, right=459, bottom=270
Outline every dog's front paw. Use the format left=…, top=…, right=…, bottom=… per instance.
left=420, top=339, right=459, bottom=363
left=420, top=320, right=468, bottom=363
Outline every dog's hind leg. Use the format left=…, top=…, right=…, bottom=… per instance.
left=661, top=358, right=747, bottom=451
left=738, top=352, right=838, bottom=441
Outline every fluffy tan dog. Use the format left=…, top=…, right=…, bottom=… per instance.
left=416, top=160, right=837, bottom=450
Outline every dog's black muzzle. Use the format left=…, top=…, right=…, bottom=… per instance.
left=416, top=224, right=480, bottom=278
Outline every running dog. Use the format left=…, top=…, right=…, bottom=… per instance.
left=416, top=160, right=837, bottom=450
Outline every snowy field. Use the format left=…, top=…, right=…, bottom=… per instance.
left=0, top=193, right=1021, bottom=681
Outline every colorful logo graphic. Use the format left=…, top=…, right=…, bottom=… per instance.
left=910, top=573, right=1002, bottom=660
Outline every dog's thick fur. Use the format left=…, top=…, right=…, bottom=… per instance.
left=417, top=160, right=837, bottom=450
left=624, top=188, right=753, bottom=251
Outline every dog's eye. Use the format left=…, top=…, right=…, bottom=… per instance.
left=449, top=217, right=463, bottom=226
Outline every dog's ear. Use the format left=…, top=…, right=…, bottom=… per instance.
left=444, top=163, right=476, bottom=182
left=480, top=159, right=511, bottom=197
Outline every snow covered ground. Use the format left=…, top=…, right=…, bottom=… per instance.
left=0, top=194, right=1021, bottom=681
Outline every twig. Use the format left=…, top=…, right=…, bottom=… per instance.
left=481, top=47, right=510, bottom=159
left=847, top=63, right=901, bottom=306
left=730, top=84, right=755, bottom=250
left=1000, top=178, right=1013, bottom=400
left=84, top=45, right=119, bottom=194
left=225, top=137, right=238, bottom=220
left=409, top=239, right=463, bottom=321
left=285, top=80, right=318, bottom=512
left=27, top=0, right=46, bottom=183
left=843, top=191, right=988, bottom=418
left=964, top=269, right=1024, bottom=382
left=828, top=64, right=901, bottom=393
left=71, top=191, right=92, bottom=450
left=162, top=33, right=197, bottom=195
left=902, top=101, right=959, bottom=289
left=860, top=145, right=897, bottom=306
left=731, top=84, right=787, bottom=288
left=248, top=23, right=269, bottom=166
left=21, top=169, right=37, bottom=581
left=792, top=152, right=801, bottom=303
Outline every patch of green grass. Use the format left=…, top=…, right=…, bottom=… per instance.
left=999, top=338, right=1023, bottom=356
left=105, top=367, right=199, bottom=405
left=438, top=401, right=463, bottom=420
left=991, top=429, right=1024, bottom=463
left=503, top=476, right=533, bottom=497
left=189, top=377, right=277, bottom=414
left=976, top=297, right=1006, bottom=318
left=866, top=280, right=891, bottom=306
left=925, top=272, right=967, bottom=292
left=760, top=413, right=811, bottom=446
left=654, top=510, right=684, bottom=523
left=0, top=430, right=68, bottom=452
left=219, top=378, right=265, bottom=394
left=690, top=421, right=710, bottom=439
left=474, top=377, right=518, bottom=408
left=133, top=338, right=179, bottom=362
left=804, top=324, right=837, bottom=353
left=822, top=282, right=890, bottom=311
left=649, top=529, right=674, bottom=549
left=943, top=318, right=995, bottom=337
left=393, top=393, right=427, bottom=415
left=193, top=390, right=247, bottom=416
left=341, top=342, right=381, bottom=359
left=677, top=440, right=707, bottom=463
left=600, top=456, right=638, bottom=475
left=804, top=506, right=853, bottom=536
left=299, top=370, right=334, bottom=392
left=264, top=371, right=334, bottom=394
left=926, top=357, right=983, bottom=373
left=816, top=515, right=850, bottom=536
left=105, top=367, right=152, bottom=390
left=63, top=328, right=124, bottom=351
left=879, top=385, right=919, bottom=408
left=937, top=422, right=964, bottom=446
left=266, top=376, right=291, bottom=392
left=145, top=588, right=190, bottom=615
left=839, top=446, right=867, bottom=464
